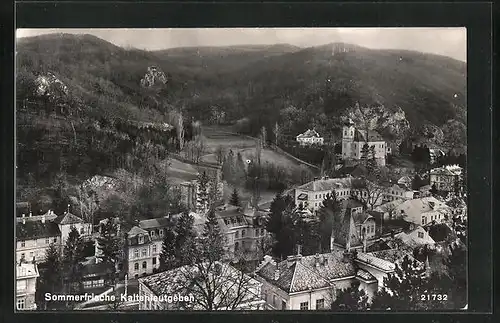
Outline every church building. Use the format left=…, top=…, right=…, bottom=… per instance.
left=341, top=119, right=388, bottom=166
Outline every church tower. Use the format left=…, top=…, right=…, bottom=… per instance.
left=341, top=118, right=355, bottom=159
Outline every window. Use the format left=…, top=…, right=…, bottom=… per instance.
left=142, top=248, right=147, bottom=257
left=53, top=237, right=57, bottom=243
left=134, top=250, right=139, bottom=258
left=242, top=241, right=246, bottom=249
left=134, top=263, right=139, bottom=271
left=152, top=244, right=157, bottom=253
left=242, top=230, right=246, bottom=237
left=235, top=231, right=239, bottom=238
left=418, top=232, right=424, bottom=239
left=152, top=257, right=157, bottom=265
left=45, top=238, right=50, bottom=245
left=255, top=229, right=259, bottom=237
left=21, top=242, right=25, bottom=248
left=17, top=298, right=25, bottom=310
left=21, top=253, right=25, bottom=260
left=422, top=216, right=426, bottom=225
left=282, top=300, right=287, bottom=310
left=29, top=252, right=33, bottom=259
left=273, top=295, right=276, bottom=306
left=80, top=227, right=85, bottom=234
left=300, top=302, right=309, bottom=310
left=316, top=299, right=325, bottom=309
left=261, top=228, right=265, bottom=235
left=139, top=236, right=144, bottom=244
left=235, top=242, right=239, bottom=252
left=159, top=229, right=163, bottom=236
left=142, top=261, right=147, bottom=269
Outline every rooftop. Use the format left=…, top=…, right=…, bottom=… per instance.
left=395, top=197, right=450, bottom=219
left=297, top=177, right=352, bottom=192
left=256, top=252, right=357, bottom=294
left=16, top=221, right=61, bottom=241
left=53, top=212, right=85, bottom=225
left=139, top=217, right=173, bottom=230
left=297, top=129, right=321, bottom=139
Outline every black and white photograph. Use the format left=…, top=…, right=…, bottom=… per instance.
left=15, top=27, right=467, bottom=312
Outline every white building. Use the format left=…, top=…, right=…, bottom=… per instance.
left=393, top=197, right=451, bottom=226
left=255, top=249, right=397, bottom=310
left=429, top=165, right=463, bottom=192
left=341, top=119, right=388, bottom=166
left=294, top=177, right=353, bottom=212
left=383, top=183, right=418, bottom=203
left=296, top=129, right=324, bottom=146
left=16, top=262, right=39, bottom=310
left=395, top=225, right=436, bottom=248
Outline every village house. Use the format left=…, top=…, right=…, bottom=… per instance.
left=16, top=261, right=39, bottom=310
left=125, top=226, right=155, bottom=279
left=294, top=177, right=353, bottom=212
left=341, top=119, right=388, bottom=166
left=393, top=197, right=451, bottom=226
left=16, top=210, right=90, bottom=263
left=215, top=203, right=268, bottom=263
left=138, top=262, right=265, bottom=310
left=255, top=245, right=398, bottom=310
left=296, top=129, right=324, bottom=146
left=383, top=183, right=418, bottom=203
left=137, top=217, right=174, bottom=274
left=394, top=225, right=436, bottom=249
left=429, top=165, right=463, bottom=193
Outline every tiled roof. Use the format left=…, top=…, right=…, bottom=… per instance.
left=333, top=208, right=362, bottom=249
left=16, top=221, right=61, bottom=241
left=140, top=262, right=262, bottom=309
left=395, top=197, right=449, bottom=220
left=367, top=249, right=420, bottom=267
left=354, top=130, right=384, bottom=142
left=297, top=129, right=321, bottom=139
left=352, top=212, right=373, bottom=225
left=297, top=178, right=352, bottom=192
left=356, top=268, right=376, bottom=282
left=139, top=217, right=172, bottom=230
left=53, top=212, right=84, bottom=225
left=430, top=168, right=455, bottom=176
left=128, top=226, right=149, bottom=237
left=256, top=252, right=356, bottom=293
left=355, top=252, right=396, bottom=272
left=337, top=164, right=368, bottom=177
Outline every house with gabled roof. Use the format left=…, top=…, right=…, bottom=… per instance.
left=53, top=211, right=92, bottom=243
left=430, top=165, right=463, bottom=193
left=296, top=129, right=324, bottom=146
left=395, top=225, right=436, bottom=248
left=255, top=247, right=397, bottom=310
left=16, top=218, right=61, bottom=264
left=393, top=197, right=451, bottom=226
left=126, top=225, right=154, bottom=278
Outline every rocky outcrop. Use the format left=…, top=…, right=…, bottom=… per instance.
left=35, top=72, right=69, bottom=98
left=346, top=102, right=411, bottom=145
left=140, top=66, right=168, bottom=88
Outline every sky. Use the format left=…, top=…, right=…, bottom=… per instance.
left=16, top=28, right=467, bottom=62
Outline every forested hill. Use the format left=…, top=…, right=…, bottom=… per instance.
left=16, top=33, right=466, bottom=188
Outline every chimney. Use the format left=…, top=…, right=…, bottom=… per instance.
left=41, top=215, right=45, bottom=224
left=314, top=253, right=320, bottom=267
left=22, top=213, right=25, bottom=218
left=29, top=212, right=32, bottom=217
left=22, top=218, right=26, bottom=225
left=274, top=269, right=280, bottom=280
left=297, top=244, right=302, bottom=256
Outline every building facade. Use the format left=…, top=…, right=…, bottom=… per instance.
left=126, top=226, right=154, bottom=279
left=296, top=129, right=324, bottom=146
left=430, top=165, right=463, bottom=193
left=255, top=249, right=395, bottom=310
left=294, top=177, right=353, bottom=212
left=16, top=262, right=39, bottom=310
left=383, top=183, right=418, bottom=203
left=393, top=197, right=451, bottom=226
left=341, top=119, right=387, bottom=166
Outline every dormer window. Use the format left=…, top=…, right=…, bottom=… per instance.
left=139, top=235, right=144, bottom=244
left=159, top=229, right=163, bottom=236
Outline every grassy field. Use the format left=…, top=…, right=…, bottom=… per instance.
left=203, top=131, right=257, bottom=153
left=239, top=147, right=308, bottom=173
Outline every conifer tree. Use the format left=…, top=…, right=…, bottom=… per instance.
left=196, top=171, right=210, bottom=214
left=371, top=255, right=430, bottom=310
left=42, top=243, right=63, bottom=294
left=174, top=211, right=196, bottom=265
left=96, top=219, right=122, bottom=267
left=229, top=188, right=241, bottom=206
left=159, top=225, right=177, bottom=271
left=62, top=226, right=86, bottom=292
left=330, top=281, right=369, bottom=311
left=200, top=207, right=225, bottom=262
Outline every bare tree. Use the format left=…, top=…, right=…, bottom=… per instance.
left=215, top=146, right=226, bottom=165
left=351, top=178, right=386, bottom=210
left=273, top=122, right=280, bottom=146
left=177, top=110, right=185, bottom=151
left=69, top=185, right=99, bottom=233
left=178, top=261, right=263, bottom=310
left=260, top=126, right=267, bottom=148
